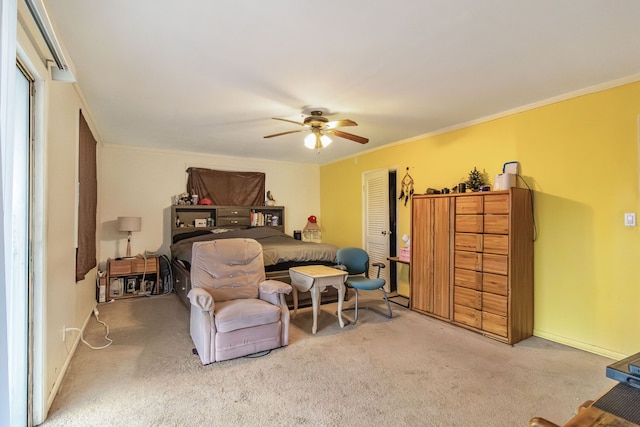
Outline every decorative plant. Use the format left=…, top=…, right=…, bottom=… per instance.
left=465, top=167, right=487, bottom=192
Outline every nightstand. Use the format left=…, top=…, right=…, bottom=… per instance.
left=105, top=255, right=160, bottom=299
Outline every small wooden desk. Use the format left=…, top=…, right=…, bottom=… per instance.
left=288, top=266, right=348, bottom=334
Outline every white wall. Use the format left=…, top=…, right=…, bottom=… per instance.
left=16, top=6, right=100, bottom=421
left=44, top=80, right=99, bottom=408
left=99, top=145, right=321, bottom=260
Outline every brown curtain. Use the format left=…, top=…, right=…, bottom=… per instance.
left=186, top=168, right=265, bottom=206
left=76, top=111, right=97, bottom=281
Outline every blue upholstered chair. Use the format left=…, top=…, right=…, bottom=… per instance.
left=336, top=247, right=392, bottom=324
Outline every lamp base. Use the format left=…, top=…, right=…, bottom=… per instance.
left=126, top=233, right=132, bottom=257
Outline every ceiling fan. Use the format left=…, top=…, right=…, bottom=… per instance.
left=263, top=110, right=369, bottom=150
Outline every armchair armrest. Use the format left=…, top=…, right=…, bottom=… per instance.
left=259, top=280, right=292, bottom=305
left=259, top=280, right=292, bottom=295
left=187, top=288, right=214, bottom=311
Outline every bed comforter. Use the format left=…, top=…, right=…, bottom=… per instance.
left=170, top=227, right=337, bottom=267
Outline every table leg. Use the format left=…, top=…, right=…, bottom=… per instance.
left=336, top=282, right=345, bottom=328
left=310, top=285, right=320, bottom=334
left=292, top=286, right=298, bottom=319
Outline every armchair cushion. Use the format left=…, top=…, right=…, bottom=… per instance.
left=214, top=299, right=282, bottom=333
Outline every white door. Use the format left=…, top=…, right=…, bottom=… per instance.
left=363, top=169, right=390, bottom=291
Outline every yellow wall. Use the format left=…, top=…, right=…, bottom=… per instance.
left=321, top=81, right=640, bottom=358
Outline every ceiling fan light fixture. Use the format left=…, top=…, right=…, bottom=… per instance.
left=304, top=133, right=317, bottom=149
left=304, top=131, right=332, bottom=149
left=265, top=108, right=368, bottom=147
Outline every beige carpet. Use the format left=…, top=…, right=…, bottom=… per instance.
left=43, top=294, right=615, bottom=426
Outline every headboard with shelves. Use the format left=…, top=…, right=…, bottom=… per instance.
left=171, top=205, right=285, bottom=241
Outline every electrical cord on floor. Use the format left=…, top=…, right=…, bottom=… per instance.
left=244, top=350, right=272, bottom=358
left=66, top=308, right=113, bottom=350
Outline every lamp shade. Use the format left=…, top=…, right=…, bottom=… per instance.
left=303, top=220, right=320, bottom=231
left=117, top=216, right=141, bottom=232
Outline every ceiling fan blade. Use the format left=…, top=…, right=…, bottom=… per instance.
left=325, top=119, right=358, bottom=129
left=272, top=117, right=306, bottom=126
left=326, top=129, right=369, bottom=144
left=263, top=129, right=306, bottom=138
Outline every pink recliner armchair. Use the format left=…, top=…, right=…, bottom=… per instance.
left=187, top=238, right=292, bottom=364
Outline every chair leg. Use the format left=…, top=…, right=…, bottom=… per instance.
left=342, top=287, right=392, bottom=324
left=380, top=288, right=393, bottom=318
left=353, top=289, right=359, bottom=324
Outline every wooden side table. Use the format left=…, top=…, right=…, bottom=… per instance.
left=288, top=265, right=348, bottom=334
left=106, top=255, right=160, bottom=299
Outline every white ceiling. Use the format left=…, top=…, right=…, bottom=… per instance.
left=45, top=0, right=640, bottom=164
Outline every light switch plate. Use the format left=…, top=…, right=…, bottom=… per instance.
left=624, top=213, right=636, bottom=227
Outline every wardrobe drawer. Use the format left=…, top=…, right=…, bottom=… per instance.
left=482, top=312, right=508, bottom=337
left=217, top=207, right=251, bottom=217
left=455, top=233, right=483, bottom=252
left=483, top=273, right=508, bottom=296
left=483, top=253, right=508, bottom=275
left=483, top=234, right=508, bottom=255
left=484, top=214, right=509, bottom=234
left=482, top=292, right=507, bottom=316
left=456, top=215, right=483, bottom=233
left=455, top=286, right=482, bottom=310
left=454, top=268, right=482, bottom=290
left=454, top=304, right=482, bottom=328
left=455, top=251, right=482, bottom=271
left=456, top=196, right=483, bottom=214
left=483, top=194, right=510, bottom=214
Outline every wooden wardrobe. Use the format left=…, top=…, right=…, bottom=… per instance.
left=410, top=188, right=534, bottom=344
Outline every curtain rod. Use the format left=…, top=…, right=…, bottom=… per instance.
left=24, top=0, right=67, bottom=71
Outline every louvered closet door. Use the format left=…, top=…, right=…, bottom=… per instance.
left=363, top=169, right=390, bottom=290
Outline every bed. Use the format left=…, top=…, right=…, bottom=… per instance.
left=170, top=226, right=342, bottom=308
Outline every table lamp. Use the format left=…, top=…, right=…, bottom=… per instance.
left=302, top=215, right=321, bottom=243
left=117, top=216, right=141, bottom=257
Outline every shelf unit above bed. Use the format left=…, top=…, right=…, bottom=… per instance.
left=171, top=205, right=285, bottom=240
